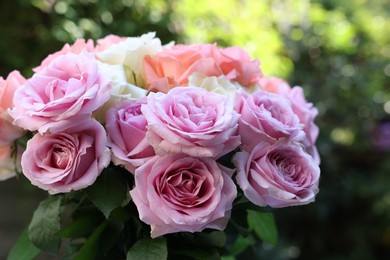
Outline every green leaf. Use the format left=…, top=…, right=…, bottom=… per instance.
left=87, top=167, right=130, bottom=218
left=7, top=228, right=40, bottom=260
left=28, top=195, right=62, bottom=253
left=100, top=221, right=124, bottom=256
left=227, top=234, right=255, bottom=256
left=72, top=222, right=108, bottom=260
left=196, top=230, right=226, bottom=248
left=58, top=212, right=103, bottom=238
left=174, top=247, right=220, bottom=260
left=127, top=237, right=167, bottom=260
left=247, top=210, right=278, bottom=245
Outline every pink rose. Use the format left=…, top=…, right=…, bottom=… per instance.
left=141, top=86, right=240, bottom=158
left=235, top=89, right=304, bottom=151
left=0, top=70, right=26, bottom=146
left=33, top=39, right=95, bottom=72
left=288, top=87, right=319, bottom=156
left=21, top=119, right=110, bottom=194
left=143, top=44, right=262, bottom=93
left=130, top=154, right=237, bottom=238
left=259, top=77, right=291, bottom=95
left=144, top=44, right=221, bottom=93
left=259, top=77, right=319, bottom=162
left=233, top=140, right=320, bottom=208
left=10, top=51, right=111, bottom=133
left=106, top=98, right=155, bottom=174
left=217, top=46, right=262, bottom=87
left=0, top=145, right=22, bottom=181
left=95, top=34, right=126, bottom=52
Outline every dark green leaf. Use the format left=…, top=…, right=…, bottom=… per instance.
left=28, top=195, right=62, bottom=253
left=247, top=210, right=278, bottom=245
left=195, top=231, right=226, bottom=248
left=127, top=237, right=167, bottom=260
left=58, top=213, right=103, bottom=238
left=7, top=228, right=40, bottom=260
left=174, top=247, right=220, bottom=260
left=227, top=234, right=255, bottom=256
left=73, top=222, right=108, bottom=260
left=100, top=221, right=124, bottom=256
left=87, top=167, right=130, bottom=218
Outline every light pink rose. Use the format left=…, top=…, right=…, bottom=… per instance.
left=95, top=34, right=126, bottom=52
left=0, top=145, right=22, bottom=181
left=130, top=154, right=237, bottom=238
left=10, top=51, right=111, bottom=134
left=33, top=39, right=95, bottom=72
left=141, top=86, right=240, bottom=158
left=143, top=44, right=262, bottom=93
left=259, top=77, right=291, bottom=95
left=106, top=98, right=155, bottom=174
left=0, top=71, right=26, bottom=145
left=233, top=140, right=320, bottom=208
left=259, top=77, right=319, bottom=162
left=21, top=119, right=110, bottom=194
left=235, top=89, right=305, bottom=151
left=288, top=87, right=319, bottom=155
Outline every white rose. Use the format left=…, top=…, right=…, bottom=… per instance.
left=96, top=32, right=163, bottom=87
left=94, top=62, right=148, bottom=123
left=188, top=72, right=241, bottom=102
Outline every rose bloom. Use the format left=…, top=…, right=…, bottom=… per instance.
left=96, top=32, right=163, bottom=87
left=141, top=86, right=240, bottom=158
left=235, top=89, right=305, bottom=151
left=144, top=43, right=262, bottom=93
left=233, top=140, right=320, bottom=208
left=260, top=77, right=319, bottom=162
left=106, top=99, right=155, bottom=174
left=33, top=39, right=95, bottom=72
left=144, top=44, right=221, bottom=93
left=10, top=51, right=111, bottom=134
left=21, top=119, right=110, bottom=194
left=259, top=76, right=291, bottom=96
left=217, top=46, right=262, bottom=87
left=130, top=154, right=237, bottom=238
left=0, top=70, right=26, bottom=146
left=0, top=145, right=22, bottom=181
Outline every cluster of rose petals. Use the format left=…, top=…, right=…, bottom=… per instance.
left=106, top=99, right=155, bottom=173
left=141, top=86, right=240, bottom=158
left=0, top=70, right=26, bottom=146
left=235, top=89, right=305, bottom=151
left=10, top=51, right=111, bottom=134
left=143, top=43, right=262, bottom=93
left=233, top=140, right=320, bottom=208
left=130, top=154, right=237, bottom=238
left=21, top=119, right=110, bottom=194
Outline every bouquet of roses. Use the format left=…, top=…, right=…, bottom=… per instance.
left=1, top=32, right=320, bottom=259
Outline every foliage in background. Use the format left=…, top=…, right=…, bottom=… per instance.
left=1, top=0, right=390, bottom=259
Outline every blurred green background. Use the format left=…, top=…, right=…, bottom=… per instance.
left=1, top=0, right=390, bottom=259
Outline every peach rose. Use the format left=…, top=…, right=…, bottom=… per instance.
left=144, top=44, right=262, bottom=93
left=0, top=70, right=26, bottom=146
